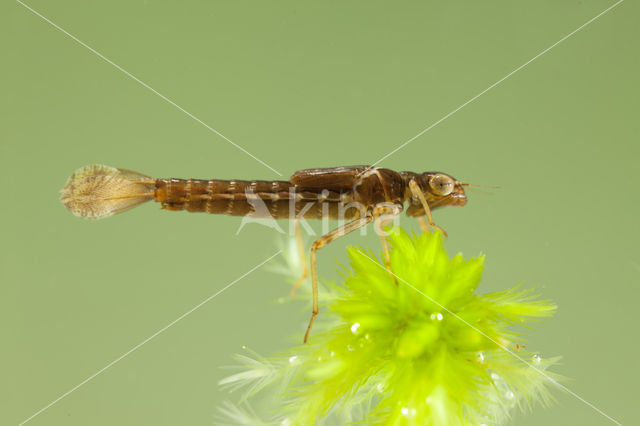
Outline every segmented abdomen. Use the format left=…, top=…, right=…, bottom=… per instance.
left=154, top=178, right=359, bottom=219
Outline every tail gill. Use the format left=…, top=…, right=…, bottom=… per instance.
left=60, top=164, right=156, bottom=219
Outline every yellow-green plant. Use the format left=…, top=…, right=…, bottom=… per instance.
left=219, top=228, right=560, bottom=425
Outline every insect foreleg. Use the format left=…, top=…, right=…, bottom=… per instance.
left=408, top=179, right=447, bottom=237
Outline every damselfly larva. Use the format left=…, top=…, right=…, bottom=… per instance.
left=60, top=165, right=468, bottom=342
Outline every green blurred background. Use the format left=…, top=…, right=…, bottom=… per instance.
left=2, top=0, right=638, bottom=425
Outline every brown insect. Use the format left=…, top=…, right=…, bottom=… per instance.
left=60, top=165, right=468, bottom=342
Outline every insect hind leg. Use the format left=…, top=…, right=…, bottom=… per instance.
left=304, top=216, right=373, bottom=343
left=291, top=220, right=308, bottom=298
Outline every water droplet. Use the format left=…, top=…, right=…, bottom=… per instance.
left=241, top=345, right=247, bottom=350
left=350, top=322, right=361, bottom=334
left=533, top=354, right=542, bottom=364
left=288, top=356, right=298, bottom=364
left=477, top=352, right=485, bottom=363
left=430, top=312, right=443, bottom=321
left=347, top=344, right=355, bottom=351
left=400, top=407, right=416, bottom=418
left=489, top=371, right=516, bottom=407
left=377, top=383, right=384, bottom=393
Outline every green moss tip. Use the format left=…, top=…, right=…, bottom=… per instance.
left=219, top=228, right=561, bottom=425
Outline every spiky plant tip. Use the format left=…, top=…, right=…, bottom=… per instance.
left=220, top=227, right=561, bottom=425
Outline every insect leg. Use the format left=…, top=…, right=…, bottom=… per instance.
left=417, top=216, right=429, bottom=233
left=291, top=219, right=308, bottom=298
left=408, top=179, right=447, bottom=237
left=304, top=216, right=373, bottom=343
left=372, top=203, right=403, bottom=284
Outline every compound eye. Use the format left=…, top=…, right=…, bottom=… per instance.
left=429, top=174, right=455, bottom=196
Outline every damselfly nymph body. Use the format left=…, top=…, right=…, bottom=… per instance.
left=61, top=165, right=468, bottom=342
